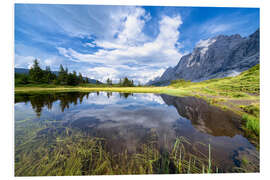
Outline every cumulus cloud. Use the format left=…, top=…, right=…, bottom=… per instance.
left=87, top=67, right=120, bottom=82
left=112, top=7, right=151, bottom=46
left=57, top=7, right=183, bottom=84
left=15, top=5, right=184, bottom=84
left=15, top=53, right=66, bottom=70
left=14, top=54, right=36, bottom=69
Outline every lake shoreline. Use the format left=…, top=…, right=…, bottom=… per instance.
left=15, top=86, right=260, bottom=148
left=14, top=86, right=259, bottom=116
left=14, top=91, right=259, bottom=174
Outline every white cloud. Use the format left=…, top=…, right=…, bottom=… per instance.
left=57, top=8, right=183, bottom=84
left=84, top=42, right=96, bottom=48
left=14, top=54, right=36, bottom=69
left=57, top=47, right=72, bottom=59
left=198, top=16, right=236, bottom=35
left=15, top=54, right=65, bottom=70
left=195, top=38, right=217, bottom=56
left=84, top=65, right=165, bottom=84
left=87, top=67, right=119, bottom=82
left=114, top=7, right=150, bottom=46
left=93, top=7, right=151, bottom=49
left=133, top=68, right=166, bottom=84
left=43, top=56, right=62, bottom=67
left=138, top=94, right=165, bottom=105
left=209, top=24, right=232, bottom=34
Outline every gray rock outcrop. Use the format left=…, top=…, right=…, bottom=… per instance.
left=147, top=29, right=259, bottom=85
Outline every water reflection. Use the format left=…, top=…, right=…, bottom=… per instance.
left=119, top=92, right=133, bottom=99
left=15, top=92, right=134, bottom=117
left=160, top=95, right=242, bottom=137
left=14, top=92, right=259, bottom=173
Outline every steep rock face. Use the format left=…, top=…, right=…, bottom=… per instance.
left=148, top=29, right=259, bottom=85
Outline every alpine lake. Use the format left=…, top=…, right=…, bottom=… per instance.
left=14, top=91, right=259, bottom=175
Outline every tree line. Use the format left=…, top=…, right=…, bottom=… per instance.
left=15, top=59, right=140, bottom=87
left=106, top=77, right=136, bottom=87
left=15, top=59, right=90, bottom=86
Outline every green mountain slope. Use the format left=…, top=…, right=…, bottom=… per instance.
left=170, top=64, right=259, bottom=97
left=169, top=64, right=260, bottom=145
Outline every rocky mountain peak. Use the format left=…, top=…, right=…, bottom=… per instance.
left=147, top=29, right=259, bottom=86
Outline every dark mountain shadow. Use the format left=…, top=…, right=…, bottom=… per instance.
left=160, top=94, right=242, bottom=137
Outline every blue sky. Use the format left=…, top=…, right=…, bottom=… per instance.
left=15, top=4, right=259, bottom=84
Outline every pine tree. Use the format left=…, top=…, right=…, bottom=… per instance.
left=57, top=64, right=68, bottom=85
left=29, top=59, right=44, bottom=83
left=20, top=74, right=29, bottom=84
left=107, top=78, right=112, bottom=85
left=78, top=72, right=83, bottom=84
left=72, top=70, right=79, bottom=85
left=43, top=66, right=56, bottom=83
left=122, top=77, right=134, bottom=87
left=119, top=78, right=122, bottom=86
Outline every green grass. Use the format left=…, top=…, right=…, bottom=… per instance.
left=170, top=64, right=259, bottom=97
left=14, top=65, right=260, bottom=146
left=242, top=114, right=259, bottom=136
left=240, top=103, right=260, bottom=140
left=169, top=65, right=260, bottom=142
left=15, top=65, right=260, bottom=99
left=15, top=86, right=170, bottom=95
left=240, top=104, right=260, bottom=118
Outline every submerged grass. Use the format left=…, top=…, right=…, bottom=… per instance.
left=15, top=125, right=218, bottom=176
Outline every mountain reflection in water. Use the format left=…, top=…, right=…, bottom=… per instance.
left=15, top=92, right=259, bottom=173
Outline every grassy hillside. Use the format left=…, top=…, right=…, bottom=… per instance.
left=169, top=64, right=260, bottom=145
left=170, top=64, right=259, bottom=97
